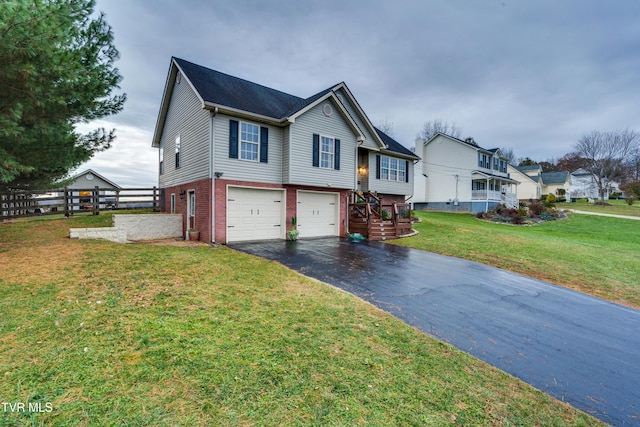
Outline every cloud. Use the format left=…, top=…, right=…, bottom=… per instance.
left=78, top=0, right=640, bottom=178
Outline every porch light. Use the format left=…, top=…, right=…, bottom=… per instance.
left=358, top=166, right=368, bottom=175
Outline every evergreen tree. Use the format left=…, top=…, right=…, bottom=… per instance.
left=0, top=0, right=126, bottom=188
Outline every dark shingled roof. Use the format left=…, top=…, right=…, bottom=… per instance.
left=541, top=171, right=569, bottom=185
left=174, top=57, right=304, bottom=118
left=174, top=57, right=416, bottom=158
left=516, top=164, right=542, bottom=173
left=375, top=127, right=418, bottom=158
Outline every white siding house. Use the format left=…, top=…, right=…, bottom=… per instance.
left=151, top=57, right=419, bottom=243
left=413, top=134, right=518, bottom=213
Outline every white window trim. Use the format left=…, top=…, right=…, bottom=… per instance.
left=320, top=135, right=335, bottom=169
left=175, top=135, right=181, bottom=169
left=240, top=121, right=259, bottom=162
left=380, top=155, right=406, bottom=182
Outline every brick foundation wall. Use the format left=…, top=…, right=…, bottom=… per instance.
left=161, top=178, right=212, bottom=242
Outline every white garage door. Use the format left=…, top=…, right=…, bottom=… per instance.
left=297, top=191, right=340, bottom=238
left=227, top=187, right=285, bottom=242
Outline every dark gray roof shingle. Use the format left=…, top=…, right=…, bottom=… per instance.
left=541, top=171, right=569, bottom=185
left=174, top=57, right=304, bottom=118
left=174, top=57, right=415, bottom=158
left=375, top=127, right=418, bottom=158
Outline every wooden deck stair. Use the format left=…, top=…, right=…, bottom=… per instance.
left=348, top=191, right=412, bottom=241
left=368, top=220, right=397, bottom=241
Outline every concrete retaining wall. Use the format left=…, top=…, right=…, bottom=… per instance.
left=70, top=214, right=183, bottom=243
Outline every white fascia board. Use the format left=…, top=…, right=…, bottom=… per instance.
left=333, top=83, right=386, bottom=149
left=151, top=58, right=207, bottom=147
left=286, top=91, right=365, bottom=140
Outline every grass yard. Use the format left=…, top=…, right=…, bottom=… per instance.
left=558, top=199, right=640, bottom=217
left=392, top=211, right=640, bottom=309
left=0, top=214, right=603, bottom=426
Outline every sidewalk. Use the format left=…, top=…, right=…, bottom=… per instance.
left=569, top=209, right=640, bottom=220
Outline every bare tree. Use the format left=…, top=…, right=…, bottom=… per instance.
left=557, top=152, right=589, bottom=172
left=500, top=147, right=516, bottom=164
left=375, top=118, right=395, bottom=137
left=418, top=119, right=462, bottom=142
left=574, top=129, right=640, bottom=202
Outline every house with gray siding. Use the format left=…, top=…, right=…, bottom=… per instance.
left=152, top=57, right=418, bottom=243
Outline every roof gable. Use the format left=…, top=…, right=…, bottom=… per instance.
left=425, top=133, right=504, bottom=156
left=153, top=57, right=418, bottom=159
left=70, top=169, right=121, bottom=189
left=174, top=58, right=303, bottom=119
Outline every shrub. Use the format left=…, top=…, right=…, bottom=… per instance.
left=538, top=212, right=556, bottom=221
left=626, top=196, right=636, bottom=206
left=545, top=193, right=557, bottom=207
left=529, top=200, right=546, bottom=216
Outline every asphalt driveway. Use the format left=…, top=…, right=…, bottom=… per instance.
left=230, top=237, right=640, bottom=426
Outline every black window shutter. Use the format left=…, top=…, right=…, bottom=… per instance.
left=376, top=155, right=381, bottom=179
left=260, top=127, right=268, bottom=163
left=405, top=160, right=409, bottom=182
left=312, top=134, right=320, bottom=167
left=229, top=120, right=239, bottom=159
left=334, top=139, right=340, bottom=170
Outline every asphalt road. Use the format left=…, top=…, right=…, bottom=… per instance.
left=231, top=237, right=640, bottom=426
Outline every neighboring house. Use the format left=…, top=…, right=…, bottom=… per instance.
left=509, top=165, right=571, bottom=201
left=508, top=164, right=542, bottom=201
left=413, top=133, right=518, bottom=213
left=541, top=171, right=571, bottom=200
left=570, top=168, right=620, bottom=200
left=151, top=57, right=419, bottom=243
left=36, top=169, right=122, bottom=212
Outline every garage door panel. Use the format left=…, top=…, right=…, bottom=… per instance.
left=227, top=187, right=284, bottom=242
left=297, top=191, right=339, bottom=238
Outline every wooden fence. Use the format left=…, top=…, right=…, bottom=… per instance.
left=0, top=187, right=161, bottom=220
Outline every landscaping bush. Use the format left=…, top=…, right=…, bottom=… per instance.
left=528, top=200, right=546, bottom=216
left=537, top=212, right=556, bottom=221
left=545, top=193, right=557, bottom=207
left=626, top=196, right=635, bottom=206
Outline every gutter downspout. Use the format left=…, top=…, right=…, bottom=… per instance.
left=209, top=107, right=218, bottom=243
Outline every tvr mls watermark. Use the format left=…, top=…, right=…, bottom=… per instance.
left=2, top=402, right=53, bottom=413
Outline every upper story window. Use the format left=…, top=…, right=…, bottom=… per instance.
left=494, top=157, right=500, bottom=170
left=379, top=155, right=407, bottom=182
left=478, top=153, right=489, bottom=169
left=229, top=120, right=269, bottom=163
left=175, top=135, right=181, bottom=169
left=500, top=159, right=507, bottom=173
left=320, top=136, right=335, bottom=169
left=159, top=147, right=164, bottom=175
left=240, top=122, right=259, bottom=161
left=312, top=133, right=340, bottom=170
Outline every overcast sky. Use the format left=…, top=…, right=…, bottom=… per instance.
left=76, top=0, right=640, bottom=187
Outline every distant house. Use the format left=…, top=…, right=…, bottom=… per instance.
left=541, top=171, right=571, bottom=200
left=151, top=57, right=419, bottom=243
left=570, top=168, right=620, bottom=200
left=35, top=169, right=122, bottom=212
left=509, top=164, right=542, bottom=200
left=413, top=133, right=518, bottom=212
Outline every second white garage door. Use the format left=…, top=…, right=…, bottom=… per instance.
left=227, top=187, right=285, bottom=242
left=297, top=191, right=340, bottom=238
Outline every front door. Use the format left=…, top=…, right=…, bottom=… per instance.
left=187, top=190, right=195, bottom=231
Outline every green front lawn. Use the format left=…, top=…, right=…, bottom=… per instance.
left=392, top=211, right=640, bottom=309
left=0, top=215, right=602, bottom=426
left=559, top=199, right=640, bottom=217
